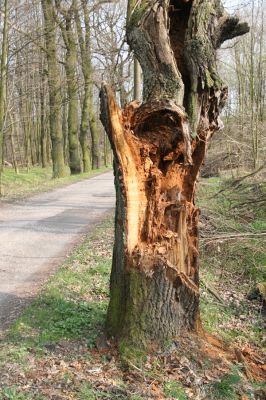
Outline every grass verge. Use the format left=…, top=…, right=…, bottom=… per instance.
left=0, top=216, right=115, bottom=399
left=0, top=165, right=111, bottom=200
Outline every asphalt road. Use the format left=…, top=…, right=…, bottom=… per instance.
left=0, top=171, right=115, bottom=328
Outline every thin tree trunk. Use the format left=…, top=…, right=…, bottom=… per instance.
left=80, top=82, right=92, bottom=171
left=9, top=112, right=19, bottom=174
left=75, top=0, right=100, bottom=170
left=46, top=122, right=51, bottom=166
left=14, top=113, right=24, bottom=168
left=27, top=98, right=36, bottom=167
left=74, top=2, right=91, bottom=172
left=62, top=96, right=68, bottom=165
left=39, top=60, right=48, bottom=168
left=41, top=0, right=66, bottom=178
left=0, top=0, right=8, bottom=194
left=250, top=0, right=256, bottom=168
left=57, top=3, right=81, bottom=174
left=101, top=0, right=249, bottom=349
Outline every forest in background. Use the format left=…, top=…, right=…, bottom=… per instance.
left=0, top=0, right=264, bottom=181
left=205, top=0, right=265, bottom=176
left=0, top=0, right=130, bottom=179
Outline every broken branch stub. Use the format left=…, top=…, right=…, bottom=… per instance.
left=100, top=0, right=249, bottom=347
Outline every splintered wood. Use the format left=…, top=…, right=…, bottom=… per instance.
left=101, top=86, right=199, bottom=290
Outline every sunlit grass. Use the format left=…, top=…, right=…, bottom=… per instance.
left=0, top=165, right=111, bottom=200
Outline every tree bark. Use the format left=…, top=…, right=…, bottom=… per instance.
left=8, top=112, right=19, bottom=174
left=101, top=0, right=249, bottom=349
left=39, top=59, right=48, bottom=169
left=0, top=0, right=8, bottom=187
left=133, top=58, right=142, bottom=102
left=41, top=0, right=66, bottom=178
left=57, top=1, right=81, bottom=175
left=75, top=0, right=100, bottom=171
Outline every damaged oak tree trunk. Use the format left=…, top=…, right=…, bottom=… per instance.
left=100, top=0, right=249, bottom=349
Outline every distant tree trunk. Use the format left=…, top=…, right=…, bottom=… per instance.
left=39, top=59, right=48, bottom=169
left=74, top=1, right=91, bottom=172
left=82, top=0, right=100, bottom=170
left=57, top=2, right=81, bottom=175
left=9, top=112, right=19, bottom=174
left=75, top=0, right=100, bottom=170
left=101, top=0, right=249, bottom=349
left=41, top=0, right=66, bottom=178
left=62, top=95, right=68, bottom=165
left=0, top=0, right=8, bottom=190
left=249, top=0, right=257, bottom=168
left=14, top=112, right=24, bottom=168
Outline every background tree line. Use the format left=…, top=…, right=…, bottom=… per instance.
left=203, top=0, right=265, bottom=177
left=0, top=0, right=264, bottom=180
left=0, top=0, right=132, bottom=179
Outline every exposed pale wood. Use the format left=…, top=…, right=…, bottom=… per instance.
left=100, top=85, right=144, bottom=252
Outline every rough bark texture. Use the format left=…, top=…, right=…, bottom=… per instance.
left=39, top=60, right=48, bottom=169
left=101, top=0, right=249, bottom=349
left=74, top=1, right=91, bottom=172
left=76, top=0, right=100, bottom=171
left=133, top=58, right=142, bottom=102
left=0, top=0, right=8, bottom=172
left=41, top=0, right=66, bottom=178
left=61, top=5, right=81, bottom=175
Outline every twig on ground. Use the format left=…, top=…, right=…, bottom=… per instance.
left=209, top=162, right=265, bottom=198
left=201, top=232, right=266, bottom=243
left=201, top=281, right=224, bottom=304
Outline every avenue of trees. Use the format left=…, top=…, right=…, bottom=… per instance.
left=204, top=0, right=266, bottom=176
left=0, top=0, right=132, bottom=178
left=0, top=0, right=264, bottom=180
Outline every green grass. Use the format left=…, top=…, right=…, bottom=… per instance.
left=77, top=383, right=96, bottom=399
left=77, top=382, right=130, bottom=400
left=8, top=295, right=107, bottom=348
left=0, top=387, right=35, bottom=400
left=0, top=165, right=111, bottom=200
left=199, top=177, right=266, bottom=348
left=164, top=382, right=187, bottom=399
left=207, top=368, right=241, bottom=400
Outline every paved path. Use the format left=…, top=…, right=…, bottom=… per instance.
left=0, top=171, right=115, bottom=327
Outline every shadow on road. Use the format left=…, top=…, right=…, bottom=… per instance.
left=0, top=292, right=35, bottom=331
left=0, top=291, right=107, bottom=350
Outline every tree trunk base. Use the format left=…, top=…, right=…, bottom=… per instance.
left=107, top=266, right=200, bottom=349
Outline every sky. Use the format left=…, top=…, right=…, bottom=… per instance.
left=223, top=0, right=252, bottom=13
